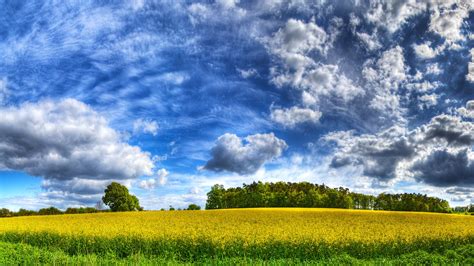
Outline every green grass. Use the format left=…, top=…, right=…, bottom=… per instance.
left=0, top=231, right=473, bottom=262
left=0, top=241, right=473, bottom=265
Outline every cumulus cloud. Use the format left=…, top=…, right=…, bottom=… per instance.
left=422, top=115, right=474, bottom=146
left=203, top=133, right=287, bottom=175
left=429, top=2, right=472, bottom=44
left=138, top=168, right=169, bottom=189
left=324, top=112, right=474, bottom=187
left=0, top=99, right=155, bottom=203
left=324, top=126, right=415, bottom=180
left=133, top=118, right=159, bottom=136
left=271, top=107, right=321, bottom=128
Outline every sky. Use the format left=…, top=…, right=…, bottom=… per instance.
left=0, top=0, right=473, bottom=210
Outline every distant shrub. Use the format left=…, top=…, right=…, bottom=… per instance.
left=186, top=204, right=201, bottom=210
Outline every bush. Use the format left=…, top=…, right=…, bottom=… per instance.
left=186, top=204, right=201, bottom=210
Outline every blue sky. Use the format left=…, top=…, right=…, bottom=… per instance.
left=0, top=0, right=473, bottom=210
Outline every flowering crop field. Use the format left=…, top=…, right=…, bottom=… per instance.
left=0, top=208, right=473, bottom=263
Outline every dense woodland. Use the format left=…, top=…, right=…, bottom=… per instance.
left=206, top=182, right=453, bottom=213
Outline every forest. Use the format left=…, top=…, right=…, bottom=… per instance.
left=206, top=182, right=451, bottom=213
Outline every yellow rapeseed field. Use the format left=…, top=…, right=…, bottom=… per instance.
left=0, top=208, right=472, bottom=246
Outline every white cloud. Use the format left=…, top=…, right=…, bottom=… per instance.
left=269, top=18, right=329, bottom=57
left=418, top=94, right=439, bottom=110
left=138, top=168, right=169, bottom=190
left=158, top=72, right=189, bottom=85
left=457, top=100, right=474, bottom=119
left=467, top=49, right=474, bottom=83
left=356, top=31, right=382, bottom=51
left=187, top=0, right=246, bottom=25
left=271, top=107, right=321, bottom=128
left=426, top=63, right=442, bottom=75
left=203, top=133, right=287, bottom=175
left=364, top=0, right=427, bottom=33
left=429, top=2, right=472, bottom=44
left=0, top=99, right=155, bottom=203
left=363, top=46, right=408, bottom=122
left=133, top=118, right=159, bottom=136
left=413, top=42, right=442, bottom=59
left=237, top=68, right=258, bottom=79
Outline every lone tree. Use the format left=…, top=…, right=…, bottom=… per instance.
left=102, top=182, right=142, bottom=212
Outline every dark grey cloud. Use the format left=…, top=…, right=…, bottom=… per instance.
left=445, top=187, right=474, bottom=195
left=325, top=110, right=474, bottom=186
left=411, top=149, right=474, bottom=187
left=203, top=133, right=287, bottom=175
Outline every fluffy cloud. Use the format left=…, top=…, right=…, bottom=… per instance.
left=203, top=133, right=287, bottom=175
left=133, top=118, right=159, bottom=136
left=364, top=0, right=426, bottom=33
left=271, top=107, right=322, bottom=128
left=413, top=42, right=442, bottom=59
left=266, top=18, right=363, bottom=107
left=268, top=18, right=329, bottom=57
left=0, top=99, right=155, bottom=203
left=138, top=168, right=169, bottom=189
left=429, top=2, right=472, bottom=44
left=265, top=19, right=363, bottom=128
left=363, top=46, right=408, bottom=122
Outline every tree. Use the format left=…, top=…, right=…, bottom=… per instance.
left=38, top=207, right=62, bottom=215
left=187, top=204, right=201, bottom=210
left=102, top=182, right=142, bottom=212
left=0, top=208, right=11, bottom=217
left=206, top=184, right=225, bottom=209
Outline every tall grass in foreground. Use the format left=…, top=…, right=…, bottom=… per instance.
left=0, top=208, right=472, bottom=261
left=1, top=242, right=473, bottom=265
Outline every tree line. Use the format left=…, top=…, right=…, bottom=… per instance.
left=0, top=182, right=202, bottom=218
left=206, top=181, right=451, bottom=213
left=0, top=206, right=101, bottom=217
